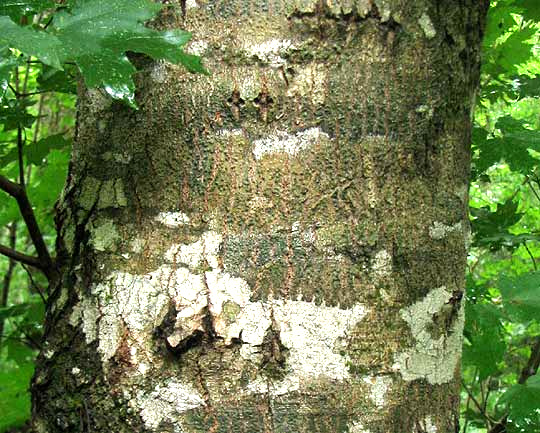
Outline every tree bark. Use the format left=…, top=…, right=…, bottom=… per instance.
left=32, top=1, right=489, bottom=432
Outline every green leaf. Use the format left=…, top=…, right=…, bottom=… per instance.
left=515, top=74, right=540, bottom=98
left=500, top=374, right=540, bottom=420
left=176, top=51, right=209, bottom=75
left=49, top=0, right=205, bottom=104
left=473, top=117, right=540, bottom=175
left=0, top=0, right=55, bottom=21
left=470, top=199, right=524, bottom=250
left=0, top=16, right=64, bottom=69
left=37, top=64, right=77, bottom=94
left=515, top=0, right=540, bottom=21
left=0, top=49, right=19, bottom=102
left=77, top=52, right=137, bottom=106
left=484, top=4, right=522, bottom=50
left=497, top=26, right=537, bottom=75
left=28, top=148, right=70, bottom=211
left=0, top=98, right=37, bottom=131
left=0, top=297, right=44, bottom=321
left=0, top=362, right=33, bottom=432
left=499, top=271, right=540, bottom=322
left=463, top=303, right=506, bottom=379
left=25, top=134, right=70, bottom=165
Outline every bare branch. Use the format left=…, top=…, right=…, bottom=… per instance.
left=0, top=175, right=55, bottom=281
left=0, top=243, right=42, bottom=269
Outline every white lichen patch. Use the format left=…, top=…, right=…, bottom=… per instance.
left=373, top=0, right=392, bottom=21
left=286, top=63, right=328, bottom=105
left=362, top=375, right=391, bottom=407
left=135, top=380, right=205, bottom=430
left=429, top=221, right=462, bottom=240
left=155, top=211, right=191, bottom=227
left=186, top=40, right=208, bottom=56
left=165, top=231, right=222, bottom=269
left=89, top=218, right=120, bottom=252
left=252, top=127, right=330, bottom=160
left=245, top=301, right=367, bottom=395
left=419, top=12, right=437, bottom=39
left=393, top=286, right=464, bottom=385
left=72, top=228, right=367, bottom=414
left=372, top=250, right=392, bottom=279
left=424, top=416, right=438, bottom=433
left=72, top=267, right=206, bottom=363
left=249, top=195, right=272, bottom=211
left=348, top=420, right=371, bottom=433
left=244, top=39, right=295, bottom=67
left=150, top=61, right=168, bottom=83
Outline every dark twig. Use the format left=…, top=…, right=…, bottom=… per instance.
left=487, top=337, right=540, bottom=433
left=461, top=379, right=494, bottom=426
left=0, top=243, right=42, bottom=269
left=518, top=336, right=540, bottom=385
left=21, top=264, right=47, bottom=305
left=0, top=175, right=55, bottom=281
left=527, top=179, right=540, bottom=203
left=17, top=126, right=25, bottom=186
left=7, top=83, right=51, bottom=98
left=0, top=223, right=18, bottom=342
left=523, top=241, right=537, bottom=271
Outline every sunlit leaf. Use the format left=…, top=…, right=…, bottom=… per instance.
left=49, top=0, right=205, bottom=104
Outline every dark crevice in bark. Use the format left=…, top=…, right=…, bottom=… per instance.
left=287, top=2, right=403, bottom=33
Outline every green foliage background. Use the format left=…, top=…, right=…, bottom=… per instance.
left=0, top=1, right=539, bottom=432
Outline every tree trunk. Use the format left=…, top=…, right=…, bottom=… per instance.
left=32, top=1, right=489, bottom=432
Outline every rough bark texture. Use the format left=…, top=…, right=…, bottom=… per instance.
left=32, top=1, right=489, bottom=432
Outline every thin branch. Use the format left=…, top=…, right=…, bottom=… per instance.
left=0, top=223, right=18, bottom=342
left=523, top=241, right=537, bottom=271
left=21, top=263, right=47, bottom=305
left=487, top=337, right=540, bottom=433
left=7, top=317, right=41, bottom=350
left=0, top=175, right=55, bottom=281
left=461, top=379, right=494, bottom=426
left=526, top=179, right=540, bottom=203
left=17, top=126, right=25, bottom=186
left=0, top=243, right=42, bottom=269
left=518, top=336, right=540, bottom=385
left=7, top=83, right=51, bottom=98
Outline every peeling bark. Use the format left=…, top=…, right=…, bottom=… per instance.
left=32, top=1, right=489, bottom=432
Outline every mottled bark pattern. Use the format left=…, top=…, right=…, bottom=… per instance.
left=32, top=1, right=488, bottom=432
